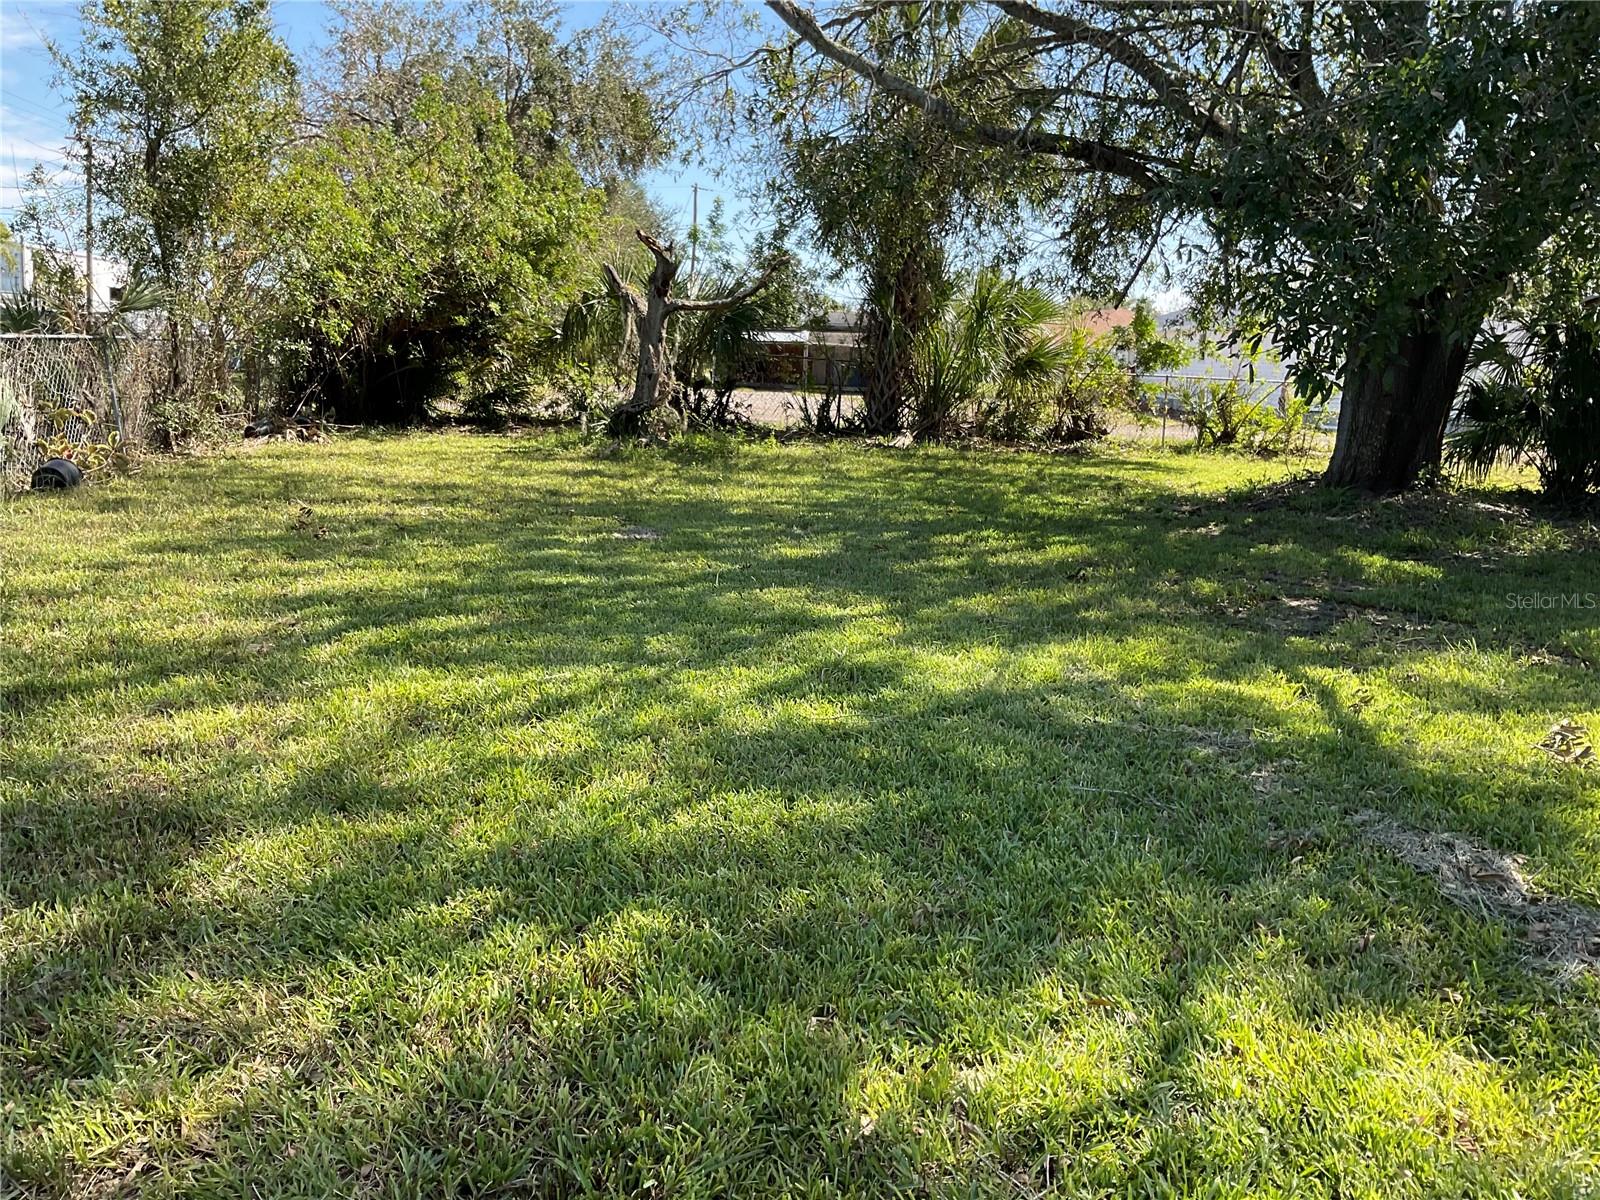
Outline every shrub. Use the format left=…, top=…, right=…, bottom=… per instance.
left=1449, top=321, right=1600, bottom=502
left=912, top=271, right=1121, bottom=442
left=1187, top=379, right=1266, bottom=448
left=1184, top=378, right=1319, bottom=454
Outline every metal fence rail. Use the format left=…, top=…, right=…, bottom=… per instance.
left=1135, top=370, right=1341, bottom=431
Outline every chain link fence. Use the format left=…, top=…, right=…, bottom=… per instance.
left=0, top=333, right=164, bottom=494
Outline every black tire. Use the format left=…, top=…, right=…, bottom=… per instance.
left=30, top=458, right=84, bottom=490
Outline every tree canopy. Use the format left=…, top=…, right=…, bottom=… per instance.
left=767, top=0, right=1600, bottom=490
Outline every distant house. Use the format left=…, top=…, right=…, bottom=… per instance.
left=750, top=304, right=1151, bottom=391
left=1142, top=305, right=1344, bottom=426
left=0, top=239, right=129, bottom=313
left=1153, top=305, right=1291, bottom=387
left=1058, top=306, right=1135, bottom=340
left=751, top=307, right=865, bottom=389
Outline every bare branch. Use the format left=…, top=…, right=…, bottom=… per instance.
left=636, top=228, right=675, bottom=265
left=1199, top=1, right=1324, bottom=106
left=669, top=263, right=783, bottom=314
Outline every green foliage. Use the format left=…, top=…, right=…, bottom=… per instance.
left=556, top=227, right=805, bottom=432
left=0, top=251, right=88, bottom=334
left=910, top=270, right=1063, bottom=435
left=1020, top=325, right=1127, bottom=445
left=1184, top=376, right=1318, bottom=454
left=45, top=0, right=667, bottom=433
left=672, top=281, right=771, bottom=394
left=59, top=0, right=297, bottom=287
left=904, top=272, right=1127, bottom=444
left=324, top=0, right=666, bottom=187
left=1117, top=299, right=1188, bottom=377
left=0, top=292, right=57, bottom=335
left=1187, top=379, right=1278, bottom=451
left=755, top=7, right=1062, bottom=428
left=0, top=256, right=165, bottom=339
left=1449, top=321, right=1600, bottom=503
left=28, top=404, right=130, bottom=476
left=52, top=0, right=297, bottom=442
left=769, top=1, right=1600, bottom=486
left=1195, top=4, right=1600, bottom=407
left=1180, top=377, right=1320, bottom=458
left=248, top=81, right=601, bottom=424
left=704, top=226, right=826, bottom=333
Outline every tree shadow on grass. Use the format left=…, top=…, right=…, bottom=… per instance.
left=4, top=437, right=1598, bottom=1195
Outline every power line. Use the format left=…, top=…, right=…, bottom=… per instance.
left=3, top=91, right=70, bottom=121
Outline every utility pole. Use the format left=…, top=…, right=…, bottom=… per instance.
left=688, top=182, right=699, bottom=288
left=81, top=126, right=94, bottom=326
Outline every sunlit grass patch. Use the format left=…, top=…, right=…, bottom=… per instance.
left=3, top=431, right=1597, bottom=1197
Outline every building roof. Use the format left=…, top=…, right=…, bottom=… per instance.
left=1070, top=307, right=1135, bottom=338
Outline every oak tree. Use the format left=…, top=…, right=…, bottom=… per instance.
left=769, top=0, right=1600, bottom=491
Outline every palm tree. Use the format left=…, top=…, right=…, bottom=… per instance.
left=909, top=269, right=1069, bottom=437
left=1448, top=320, right=1600, bottom=502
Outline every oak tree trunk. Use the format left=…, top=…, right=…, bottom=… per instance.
left=1323, top=297, right=1479, bottom=493
left=627, top=255, right=679, bottom=419
left=604, top=241, right=683, bottom=436
left=604, top=230, right=780, bottom=437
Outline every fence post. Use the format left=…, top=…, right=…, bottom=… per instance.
left=1160, top=373, right=1168, bottom=446
left=100, top=336, right=125, bottom=443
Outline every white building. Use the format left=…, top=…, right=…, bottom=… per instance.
left=0, top=239, right=129, bottom=312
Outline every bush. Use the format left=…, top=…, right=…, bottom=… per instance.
left=1449, top=321, right=1600, bottom=502
left=1185, top=378, right=1317, bottom=455
left=908, top=272, right=1130, bottom=443
left=255, top=84, right=600, bottom=427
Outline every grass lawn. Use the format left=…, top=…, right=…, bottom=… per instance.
left=3, top=431, right=1598, bottom=1198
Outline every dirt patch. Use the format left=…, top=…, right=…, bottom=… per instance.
left=1535, top=718, right=1594, bottom=767
left=1354, top=810, right=1600, bottom=979
left=1225, top=591, right=1505, bottom=653
left=1224, top=594, right=1345, bottom=635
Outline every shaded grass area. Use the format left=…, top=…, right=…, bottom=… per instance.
left=2, top=431, right=1597, bottom=1197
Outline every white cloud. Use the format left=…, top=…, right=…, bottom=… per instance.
left=0, top=0, right=71, bottom=52
left=0, top=23, right=43, bottom=52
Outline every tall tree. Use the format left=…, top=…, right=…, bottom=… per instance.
left=319, top=0, right=667, bottom=186
left=768, top=1, right=1600, bottom=491
left=754, top=5, right=1062, bottom=434
left=252, top=0, right=665, bottom=424
left=57, top=0, right=297, bottom=401
left=251, top=79, right=601, bottom=423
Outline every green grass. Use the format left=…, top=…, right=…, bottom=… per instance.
left=3, top=431, right=1598, bottom=1198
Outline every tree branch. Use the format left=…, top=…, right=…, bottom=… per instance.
left=765, top=0, right=1165, bottom=192
left=637, top=229, right=675, bottom=267
left=602, top=263, right=643, bottom=320
left=669, top=263, right=782, bottom=314
left=1201, top=1, right=1324, bottom=106
left=988, top=0, right=1237, bottom=142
